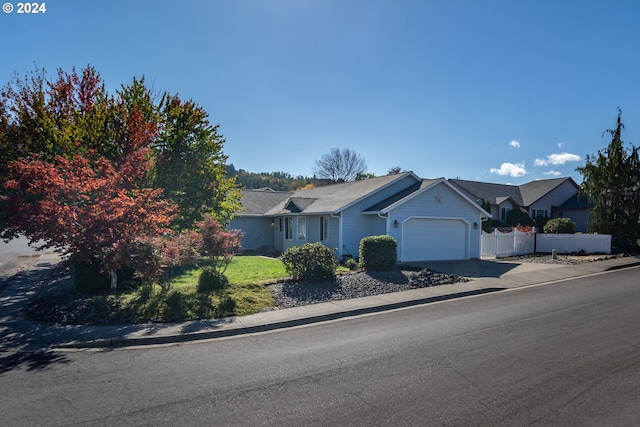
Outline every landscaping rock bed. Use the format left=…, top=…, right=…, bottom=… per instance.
left=499, top=253, right=617, bottom=265
left=268, top=267, right=467, bottom=309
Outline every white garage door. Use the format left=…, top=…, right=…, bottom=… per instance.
left=402, top=218, right=468, bottom=261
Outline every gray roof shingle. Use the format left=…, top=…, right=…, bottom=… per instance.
left=236, top=189, right=293, bottom=216
left=237, top=172, right=419, bottom=216
left=449, top=177, right=577, bottom=207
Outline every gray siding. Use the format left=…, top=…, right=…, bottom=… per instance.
left=339, top=175, right=419, bottom=258
left=276, top=215, right=341, bottom=255
left=387, top=183, right=483, bottom=260
left=529, top=180, right=577, bottom=216
left=229, top=217, right=274, bottom=251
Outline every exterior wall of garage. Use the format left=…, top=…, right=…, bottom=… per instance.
left=386, top=182, right=484, bottom=261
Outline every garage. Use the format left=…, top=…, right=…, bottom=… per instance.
left=401, top=218, right=469, bottom=261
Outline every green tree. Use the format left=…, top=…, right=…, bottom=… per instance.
left=152, top=94, right=240, bottom=229
left=576, top=109, right=640, bottom=250
left=506, top=208, right=534, bottom=227
left=1, top=65, right=241, bottom=234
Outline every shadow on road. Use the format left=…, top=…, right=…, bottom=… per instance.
left=0, top=350, right=70, bottom=375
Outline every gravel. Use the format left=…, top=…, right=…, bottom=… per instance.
left=268, top=254, right=620, bottom=309
left=499, top=253, right=617, bottom=265
left=268, top=268, right=467, bottom=309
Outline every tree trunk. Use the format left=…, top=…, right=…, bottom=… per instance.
left=109, top=269, right=118, bottom=293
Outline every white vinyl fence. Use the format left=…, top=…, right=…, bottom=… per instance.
left=481, top=229, right=534, bottom=258
left=481, top=230, right=612, bottom=258
left=536, top=234, right=611, bottom=255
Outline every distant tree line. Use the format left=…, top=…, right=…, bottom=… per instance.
left=225, top=164, right=333, bottom=191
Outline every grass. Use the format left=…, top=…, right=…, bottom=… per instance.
left=121, top=255, right=290, bottom=321
left=30, top=255, right=350, bottom=325
left=30, top=255, right=291, bottom=325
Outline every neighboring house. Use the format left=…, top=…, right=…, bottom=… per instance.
left=230, top=172, right=491, bottom=262
left=448, top=177, right=589, bottom=232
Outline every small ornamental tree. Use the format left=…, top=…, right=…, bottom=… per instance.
left=123, top=230, right=200, bottom=289
left=197, top=216, right=243, bottom=273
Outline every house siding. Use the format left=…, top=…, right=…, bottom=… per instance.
left=229, top=217, right=274, bottom=252
left=274, top=214, right=341, bottom=254
left=339, top=174, right=419, bottom=258
left=528, top=180, right=577, bottom=215
left=387, top=183, right=483, bottom=260
left=529, top=180, right=583, bottom=230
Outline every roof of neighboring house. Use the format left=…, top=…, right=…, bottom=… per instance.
left=557, top=193, right=591, bottom=209
left=449, top=177, right=578, bottom=207
left=519, top=178, right=578, bottom=206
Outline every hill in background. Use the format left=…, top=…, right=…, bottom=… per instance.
left=226, top=164, right=333, bottom=191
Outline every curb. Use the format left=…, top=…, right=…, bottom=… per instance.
left=57, top=287, right=506, bottom=349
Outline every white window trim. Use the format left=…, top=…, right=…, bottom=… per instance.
left=297, top=217, right=306, bottom=240
left=320, top=216, right=328, bottom=241
left=285, top=217, right=293, bottom=240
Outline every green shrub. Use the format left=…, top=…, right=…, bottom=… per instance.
left=506, top=208, right=534, bottom=227
left=359, top=235, right=397, bottom=271
left=543, top=217, right=576, bottom=234
left=344, top=258, right=358, bottom=270
left=534, top=215, right=550, bottom=231
left=216, top=295, right=237, bottom=317
left=279, top=243, right=338, bottom=282
left=197, top=266, right=230, bottom=293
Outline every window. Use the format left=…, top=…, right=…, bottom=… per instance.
left=297, top=217, right=306, bottom=240
left=532, top=209, right=548, bottom=219
left=320, top=216, right=329, bottom=241
left=500, top=207, right=511, bottom=221
left=285, top=217, right=293, bottom=240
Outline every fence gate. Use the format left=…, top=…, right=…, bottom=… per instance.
left=481, top=229, right=535, bottom=258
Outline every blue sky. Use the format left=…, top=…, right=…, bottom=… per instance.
left=2, top=0, right=639, bottom=184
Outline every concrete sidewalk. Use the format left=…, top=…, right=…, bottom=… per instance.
left=2, top=254, right=639, bottom=351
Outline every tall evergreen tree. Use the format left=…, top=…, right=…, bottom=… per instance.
left=576, top=109, right=640, bottom=250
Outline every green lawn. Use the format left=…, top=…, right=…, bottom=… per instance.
left=35, top=255, right=341, bottom=325
left=113, top=255, right=289, bottom=322
left=171, top=255, right=289, bottom=288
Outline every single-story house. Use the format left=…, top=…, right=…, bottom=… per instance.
left=448, top=177, right=589, bottom=232
left=230, top=172, right=491, bottom=262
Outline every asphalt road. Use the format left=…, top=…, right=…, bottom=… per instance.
left=1, top=267, right=639, bottom=426
left=0, top=237, right=46, bottom=280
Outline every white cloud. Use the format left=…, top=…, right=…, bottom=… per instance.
left=509, top=140, right=520, bottom=148
left=544, top=170, right=562, bottom=176
left=534, top=152, right=581, bottom=166
left=557, top=142, right=564, bottom=148
left=490, top=162, right=527, bottom=177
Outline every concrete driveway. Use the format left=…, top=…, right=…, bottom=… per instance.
left=403, top=258, right=568, bottom=279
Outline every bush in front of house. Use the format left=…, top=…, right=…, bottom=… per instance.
left=198, top=266, right=230, bottom=293
left=359, top=235, right=397, bottom=271
left=543, top=217, right=576, bottom=234
left=279, top=243, right=338, bottom=282
left=506, top=208, right=534, bottom=227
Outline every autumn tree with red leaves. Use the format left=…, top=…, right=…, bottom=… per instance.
left=3, top=116, right=176, bottom=291
left=1, top=65, right=245, bottom=291
left=197, top=216, right=243, bottom=274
